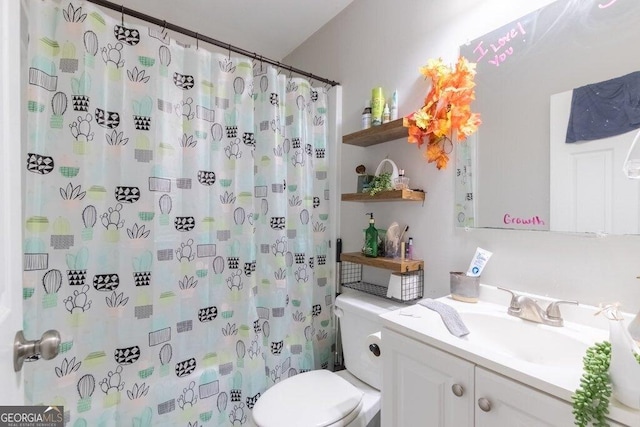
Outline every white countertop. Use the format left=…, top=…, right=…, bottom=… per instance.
left=379, top=285, right=640, bottom=427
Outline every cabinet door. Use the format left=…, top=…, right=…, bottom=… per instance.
left=382, top=329, right=474, bottom=427
left=475, top=367, right=575, bottom=427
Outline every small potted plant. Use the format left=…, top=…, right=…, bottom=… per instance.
left=368, top=158, right=399, bottom=196
left=368, top=172, right=392, bottom=196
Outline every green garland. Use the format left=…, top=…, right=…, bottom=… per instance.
left=572, top=341, right=612, bottom=427
left=368, top=172, right=392, bottom=196
left=573, top=342, right=640, bottom=427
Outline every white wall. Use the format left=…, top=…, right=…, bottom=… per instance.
left=285, top=0, right=640, bottom=314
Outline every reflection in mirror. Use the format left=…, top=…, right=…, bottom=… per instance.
left=459, top=0, right=640, bottom=234
left=550, top=89, right=640, bottom=234
left=622, top=129, right=640, bottom=180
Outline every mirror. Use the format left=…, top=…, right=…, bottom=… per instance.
left=458, top=0, right=640, bottom=233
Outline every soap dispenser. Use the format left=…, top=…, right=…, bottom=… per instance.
left=363, top=213, right=378, bottom=258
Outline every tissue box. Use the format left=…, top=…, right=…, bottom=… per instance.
left=450, top=272, right=480, bottom=303
left=386, top=273, right=403, bottom=300
left=386, top=271, right=423, bottom=301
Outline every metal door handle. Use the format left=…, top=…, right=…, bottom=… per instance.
left=14, top=330, right=61, bottom=372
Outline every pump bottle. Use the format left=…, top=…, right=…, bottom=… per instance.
left=363, top=213, right=378, bottom=257
left=405, top=237, right=413, bottom=260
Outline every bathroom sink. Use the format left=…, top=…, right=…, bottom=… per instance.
left=458, top=311, right=594, bottom=366
left=381, top=285, right=638, bottom=427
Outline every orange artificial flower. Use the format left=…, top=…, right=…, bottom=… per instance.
left=404, top=56, right=482, bottom=169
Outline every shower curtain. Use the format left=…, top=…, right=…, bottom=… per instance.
left=24, top=1, right=334, bottom=425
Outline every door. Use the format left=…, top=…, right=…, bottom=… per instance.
left=550, top=90, right=640, bottom=234
left=475, top=367, right=574, bottom=427
left=382, top=329, right=474, bottom=427
left=0, top=0, right=26, bottom=404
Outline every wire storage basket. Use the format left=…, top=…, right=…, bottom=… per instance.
left=340, top=261, right=423, bottom=303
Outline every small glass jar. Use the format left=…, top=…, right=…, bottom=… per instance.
left=393, top=169, right=409, bottom=190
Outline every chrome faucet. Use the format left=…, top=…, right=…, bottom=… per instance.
left=497, top=287, right=578, bottom=327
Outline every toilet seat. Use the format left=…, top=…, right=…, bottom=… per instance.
left=252, top=370, right=365, bottom=427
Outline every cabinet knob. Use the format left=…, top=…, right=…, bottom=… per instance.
left=451, top=383, right=464, bottom=397
left=477, top=397, right=492, bottom=412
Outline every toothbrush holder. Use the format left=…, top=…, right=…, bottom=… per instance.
left=450, top=272, right=480, bottom=303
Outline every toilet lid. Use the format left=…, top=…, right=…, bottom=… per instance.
left=252, top=370, right=364, bottom=427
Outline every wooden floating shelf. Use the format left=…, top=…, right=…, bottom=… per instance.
left=343, top=118, right=406, bottom=147
left=340, top=252, right=424, bottom=272
left=341, top=189, right=425, bottom=202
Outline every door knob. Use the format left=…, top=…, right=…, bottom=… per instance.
left=14, top=329, right=61, bottom=372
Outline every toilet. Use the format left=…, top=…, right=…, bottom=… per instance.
left=252, top=288, right=398, bottom=427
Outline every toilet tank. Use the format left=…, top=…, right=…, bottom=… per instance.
left=335, top=289, right=401, bottom=390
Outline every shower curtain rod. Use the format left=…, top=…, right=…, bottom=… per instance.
left=85, top=0, right=340, bottom=87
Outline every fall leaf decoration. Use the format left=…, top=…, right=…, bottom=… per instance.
left=403, top=56, right=481, bottom=169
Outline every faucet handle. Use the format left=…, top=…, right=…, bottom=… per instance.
left=497, top=287, right=520, bottom=309
left=545, top=300, right=579, bottom=319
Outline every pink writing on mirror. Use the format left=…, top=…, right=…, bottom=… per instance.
left=503, top=214, right=545, bottom=226
left=598, top=0, right=617, bottom=8
left=473, top=22, right=527, bottom=67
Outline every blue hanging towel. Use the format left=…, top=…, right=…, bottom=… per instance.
left=566, top=71, right=640, bottom=143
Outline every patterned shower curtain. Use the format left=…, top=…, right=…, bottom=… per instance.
left=24, top=1, right=334, bottom=425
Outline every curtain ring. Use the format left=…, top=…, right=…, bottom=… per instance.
left=162, top=20, right=167, bottom=31
left=228, top=44, right=231, bottom=60
left=195, top=33, right=199, bottom=50
left=309, top=74, right=314, bottom=87
left=120, top=5, right=124, bottom=26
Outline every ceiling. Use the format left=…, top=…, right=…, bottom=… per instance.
left=121, top=0, right=356, bottom=60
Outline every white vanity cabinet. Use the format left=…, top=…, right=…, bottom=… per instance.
left=382, top=328, right=592, bottom=427
left=382, top=328, right=588, bottom=427
left=379, top=287, right=639, bottom=426
left=382, top=328, right=474, bottom=426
